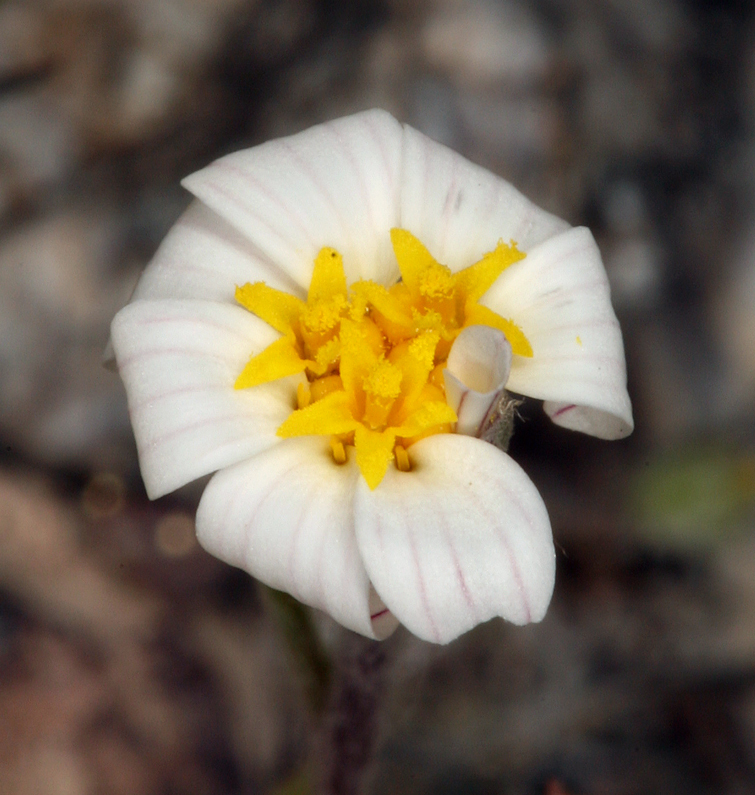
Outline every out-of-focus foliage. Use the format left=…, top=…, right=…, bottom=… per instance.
left=633, top=446, right=755, bottom=549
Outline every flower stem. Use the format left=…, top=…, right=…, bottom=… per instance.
left=318, top=633, right=387, bottom=795
left=264, top=589, right=388, bottom=795
left=264, top=586, right=332, bottom=713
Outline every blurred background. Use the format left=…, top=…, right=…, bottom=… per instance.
left=1, top=0, right=755, bottom=793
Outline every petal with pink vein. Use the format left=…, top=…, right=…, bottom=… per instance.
left=398, top=124, right=568, bottom=272
left=196, top=437, right=380, bottom=638
left=354, top=433, right=555, bottom=644
left=131, top=200, right=306, bottom=304
left=111, top=299, right=296, bottom=498
left=183, top=109, right=404, bottom=289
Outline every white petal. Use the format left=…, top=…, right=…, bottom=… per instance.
left=195, top=437, right=378, bottom=638
left=111, top=299, right=296, bottom=499
left=102, top=201, right=304, bottom=368
left=354, top=434, right=555, bottom=644
left=183, top=109, right=403, bottom=288
left=444, top=325, right=512, bottom=436
left=399, top=124, right=568, bottom=271
left=483, top=227, right=634, bottom=439
left=131, top=200, right=305, bottom=304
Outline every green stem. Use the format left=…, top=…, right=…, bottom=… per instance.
left=264, top=586, right=332, bottom=714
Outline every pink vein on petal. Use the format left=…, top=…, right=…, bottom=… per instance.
left=552, top=404, right=576, bottom=418
left=374, top=514, right=385, bottom=558
left=324, top=123, right=375, bottom=234
left=281, top=140, right=356, bottom=254
left=518, top=256, right=608, bottom=292
left=177, top=210, right=305, bottom=296
left=420, top=137, right=432, bottom=237
left=408, top=527, right=441, bottom=643
left=145, top=410, right=254, bottom=449
left=215, top=453, right=299, bottom=561
left=527, top=352, right=621, bottom=365
left=534, top=318, right=619, bottom=336
left=365, top=115, right=396, bottom=205
left=455, top=389, right=469, bottom=421
left=202, top=176, right=301, bottom=252
left=468, top=180, right=500, bottom=257
left=504, top=537, right=531, bottom=624
left=286, top=483, right=314, bottom=602
left=477, top=488, right=532, bottom=623
left=216, top=161, right=315, bottom=246
left=118, top=347, right=232, bottom=370
left=515, top=204, right=537, bottom=246
left=439, top=511, right=478, bottom=622
left=317, top=498, right=333, bottom=615
left=439, top=158, right=457, bottom=257
left=133, top=314, right=253, bottom=342
left=240, top=456, right=311, bottom=566
left=333, top=486, right=360, bottom=622
left=129, top=384, right=228, bottom=414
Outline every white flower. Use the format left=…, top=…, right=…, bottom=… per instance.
left=110, top=110, right=633, bottom=644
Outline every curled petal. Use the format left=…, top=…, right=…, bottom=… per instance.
left=399, top=124, right=568, bottom=271
left=354, top=434, right=555, bottom=644
left=444, top=325, right=512, bottom=437
left=183, top=110, right=403, bottom=289
left=542, top=400, right=629, bottom=439
left=196, top=437, right=381, bottom=638
left=483, top=227, right=633, bottom=439
left=130, top=201, right=305, bottom=304
left=111, top=299, right=296, bottom=498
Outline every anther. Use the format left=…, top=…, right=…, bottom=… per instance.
left=394, top=445, right=411, bottom=472
left=331, top=437, right=347, bottom=465
left=297, top=382, right=311, bottom=409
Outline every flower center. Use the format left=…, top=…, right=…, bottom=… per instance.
left=233, top=228, right=531, bottom=489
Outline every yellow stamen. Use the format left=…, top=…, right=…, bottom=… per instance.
left=363, top=359, right=402, bottom=401
left=419, top=264, right=454, bottom=299
left=301, top=297, right=346, bottom=333
left=312, top=336, right=341, bottom=375
left=235, top=233, right=533, bottom=488
left=330, top=436, right=347, bottom=464
left=394, top=445, right=411, bottom=472
left=310, top=374, right=344, bottom=402
left=297, top=381, right=311, bottom=409
left=362, top=359, right=403, bottom=430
